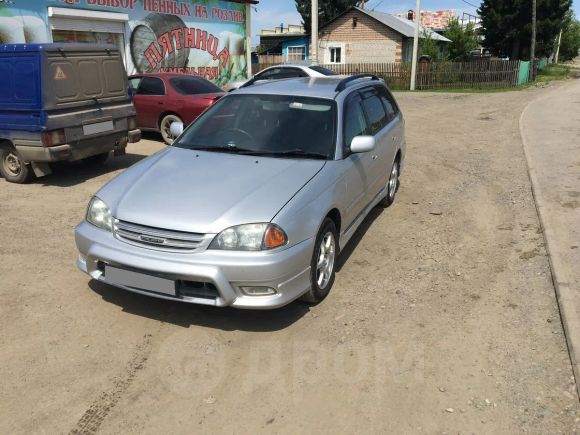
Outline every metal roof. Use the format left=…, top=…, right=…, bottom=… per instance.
left=330, top=7, right=451, bottom=43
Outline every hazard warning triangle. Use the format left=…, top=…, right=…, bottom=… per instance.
left=54, top=66, right=67, bottom=80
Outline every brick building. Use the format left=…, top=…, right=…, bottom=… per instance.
left=317, top=7, right=450, bottom=64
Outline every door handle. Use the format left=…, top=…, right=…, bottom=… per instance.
left=158, top=101, right=164, bottom=105
left=392, top=136, right=397, bottom=141
left=372, top=155, right=378, bottom=160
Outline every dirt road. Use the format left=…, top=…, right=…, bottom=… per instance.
left=1, top=86, right=578, bottom=434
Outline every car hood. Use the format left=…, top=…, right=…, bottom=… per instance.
left=98, top=147, right=325, bottom=234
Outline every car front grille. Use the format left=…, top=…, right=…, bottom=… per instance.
left=113, top=220, right=206, bottom=252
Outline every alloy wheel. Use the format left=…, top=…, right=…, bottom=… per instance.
left=316, top=232, right=336, bottom=289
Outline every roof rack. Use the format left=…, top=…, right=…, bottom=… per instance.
left=335, top=73, right=380, bottom=92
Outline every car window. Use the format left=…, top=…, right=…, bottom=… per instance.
left=174, top=94, right=337, bottom=159
left=128, top=77, right=142, bottom=92
left=360, top=88, right=388, bottom=134
left=169, top=76, right=222, bottom=95
left=256, top=67, right=308, bottom=81
left=309, top=66, right=339, bottom=76
left=136, top=77, right=165, bottom=96
left=343, top=92, right=368, bottom=154
left=377, top=86, right=399, bottom=121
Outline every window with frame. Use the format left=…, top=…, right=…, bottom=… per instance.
left=360, top=88, right=388, bottom=134
left=376, top=86, right=399, bottom=121
left=329, top=47, right=342, bottom=64
left=287, top=46, right=306, bottom=61
left=136, top=77, right=165, bottom=96
left=343, top=93, right=368, bottom=155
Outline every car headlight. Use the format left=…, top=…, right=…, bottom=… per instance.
left=209, top=223, right=287, bottom=251
left=86, top=197, right=113, bottom=232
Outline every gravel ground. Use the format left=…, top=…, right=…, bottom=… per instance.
left=1, top=85, right=578, bottom=434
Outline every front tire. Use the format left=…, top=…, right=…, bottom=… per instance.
left=0, top=146, right=33, bottom=184
left=301, top=218, right=338, bottom=304
left=160, top=114, right=182, bottom=145
left=379, top=158, right=400, bottom=207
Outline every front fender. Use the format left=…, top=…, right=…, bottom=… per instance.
left=272, top=162, right=345, bottom=251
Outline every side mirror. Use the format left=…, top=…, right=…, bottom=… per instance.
left=350, top=135, right=376, bottom=153
left=169, top=121, right=184, bottom=139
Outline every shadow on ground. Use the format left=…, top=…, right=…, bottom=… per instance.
left=89, top=280, right=310, bottom=332
left=36, top=153, right=148, bottom=187
left=336, top=206, right=384, bottom=272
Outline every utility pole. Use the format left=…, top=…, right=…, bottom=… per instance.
left=530, top=0, right=536, bottom=77
left=410, top=0, right=421, bottom=90
left=555, top=29, right=562, bottom=64
left=311, top=0, right=318, bottom=65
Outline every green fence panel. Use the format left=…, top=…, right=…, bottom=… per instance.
left=518, top=61, right=530, bottom=85
left=537, top=58, right=548, bottom=71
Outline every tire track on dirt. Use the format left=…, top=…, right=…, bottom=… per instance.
left=69, top=333, right=154, bottom=435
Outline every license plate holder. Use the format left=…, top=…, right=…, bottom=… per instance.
left=83, top=120, right=114, bottom=136
left=104, top=266, right=176, bottom=296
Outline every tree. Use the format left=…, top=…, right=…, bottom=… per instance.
left=558, top=13, right=580, bottom=61
left=444, top=18, right=480, bottom=61
left=419, top=30, right=448, bottom=61
left=478, top=0, right=571, bottom=60
left=295, top=0, right=361, bottom=34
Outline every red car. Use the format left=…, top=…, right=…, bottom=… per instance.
left=128, top=73, right=224, bottom=144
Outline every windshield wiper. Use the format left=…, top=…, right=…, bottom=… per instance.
left=257, top=149, right=328, bottom=160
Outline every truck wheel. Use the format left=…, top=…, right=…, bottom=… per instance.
left=83, top=152, right=109, bottom=166
left=0, top=147, right=33, bottom=184
left=160, top=114, right=182, bottom=145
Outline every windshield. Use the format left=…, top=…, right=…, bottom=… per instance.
left=169, top=76, right=223, bottom=95
left=173, top=94, right=337, bottom=159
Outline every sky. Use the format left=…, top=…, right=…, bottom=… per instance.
left=250, top=0, right=580, bottom=45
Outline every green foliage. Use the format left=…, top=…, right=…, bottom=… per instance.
left=295, top=0, right=361, bottom=34
left=419, top=30, right=448, bottom=61
left=443, top=18, right=480, bottom=61
left=478, top=0, right=572, bottom=60
left=558, top=14, right=580, bottom=61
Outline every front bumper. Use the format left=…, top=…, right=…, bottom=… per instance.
left=75, top=221, right=314, bottom=309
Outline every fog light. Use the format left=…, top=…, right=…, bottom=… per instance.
left=240, top=286, right=277, bottom=296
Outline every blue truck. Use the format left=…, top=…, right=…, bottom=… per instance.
left=0, top=44, right=140, bottom=183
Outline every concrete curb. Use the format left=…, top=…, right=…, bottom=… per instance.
left=519, top=92, right=580, bottom=400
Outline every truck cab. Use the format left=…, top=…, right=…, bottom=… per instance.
left=0, top=43, right=140, bottom=183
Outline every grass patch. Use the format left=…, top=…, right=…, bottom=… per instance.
left=536, top=64, right=572, bottom=82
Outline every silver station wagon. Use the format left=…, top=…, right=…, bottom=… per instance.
left=75, top=74, right=406, bottom=309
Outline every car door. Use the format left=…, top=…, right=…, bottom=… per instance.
left=359, top=86, right=396, bottom=201
left=341, top=91, right=374, bottom=228
left=379, top=86, right=404, bottom=165
left=132, top=76, right=166, bottom=129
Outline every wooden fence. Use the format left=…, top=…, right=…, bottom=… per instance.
left=251, top=60, right=522, bottom=90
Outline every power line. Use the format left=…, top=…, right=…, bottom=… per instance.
left=461, top=0, right=481, bottom=9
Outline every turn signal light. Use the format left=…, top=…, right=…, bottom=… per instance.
left=41, top=129, right=66, bottom=147
left=263, top=225, right=287, bottom=249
